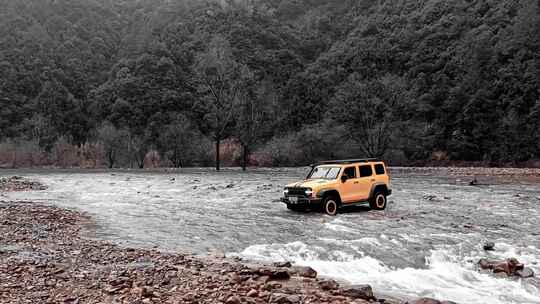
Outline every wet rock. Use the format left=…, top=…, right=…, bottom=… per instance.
left=478, top=258, right=525, bottom=276
left=291, top=266, right=317, bottom=278
left=258, top=268, right=291, bottom=280
left=407, top=298, right=441, bottom=304
left=516, top=267, right=535, bottom=278
left=378, top=298, right=402, bottom=304
left=273, top=261, right=292, bottom=268
left=318, top=279, right=339, bottom=290
left=340, top=284, right=374, bottom=300
left=483, top=242, right=495, bottom=251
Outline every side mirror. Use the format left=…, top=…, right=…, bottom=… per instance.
left=341, top=175, right=348, bottom=183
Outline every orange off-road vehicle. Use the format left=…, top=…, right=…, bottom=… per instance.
left=280, top=159, right=391, bottom=215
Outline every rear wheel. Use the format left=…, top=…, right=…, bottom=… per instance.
left=370, top=190, right=387, bottom=210
left=323, top=196, right=339, bottom=216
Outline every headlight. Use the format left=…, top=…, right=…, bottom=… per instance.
left=305, top=189, right=313, bottom=196
left=283, top=188, right=289, bottom=195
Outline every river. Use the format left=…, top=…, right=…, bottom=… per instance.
left=1, top=168, right=539, bottom=304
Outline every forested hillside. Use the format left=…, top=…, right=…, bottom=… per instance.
left=1, top=0, right=539, bottom=168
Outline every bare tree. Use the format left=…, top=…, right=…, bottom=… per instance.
left=195, top=35, right=246, bottom=171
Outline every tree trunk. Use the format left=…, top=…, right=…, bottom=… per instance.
left=215, top=137, right=220, bottom=171
left=107, top=150, right=115, bottom=169
left=242, top=144, right=248, bottom=171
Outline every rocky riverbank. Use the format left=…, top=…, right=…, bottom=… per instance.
left=0, top=176, right=47, bottom=191
left=0, top=201, right=463, bottom=304
left=0, top=201, right=378, bottom=304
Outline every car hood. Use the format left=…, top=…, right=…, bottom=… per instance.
left=286, top=179, right=336, bottom=189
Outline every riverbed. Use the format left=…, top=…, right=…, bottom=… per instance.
left=1, top=168, right=539, bottom=304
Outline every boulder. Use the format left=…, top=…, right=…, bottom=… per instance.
left=516, top=267, right=535, bottom=278
left=493, top=258, right=524, bottom=275
left=273, top=261, right=292, bottom=268
left=483, top=242, right=495, bottom=251
left=257, top=268, right=291, bottom=280
left=340, top=284, right=375, bottom=300
left=318, top=279, right=339, bottom=290
left=291, top=266, right=317, bottom=278
left=478, top=258, right=528, bottom=277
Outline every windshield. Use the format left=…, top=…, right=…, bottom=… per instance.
left=307, top=166, right=341, bottom=180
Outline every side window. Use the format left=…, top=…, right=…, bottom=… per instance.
left=343, top=166, right=356, bottom=178
left=359, top=165, right=373, bottom=177
left=374, top=164, right=385, bottom=175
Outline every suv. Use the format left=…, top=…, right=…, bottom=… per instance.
left=280, top=159, right=391, bottom=215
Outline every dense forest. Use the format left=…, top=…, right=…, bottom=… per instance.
left=0, top=0, right=539, bottom=169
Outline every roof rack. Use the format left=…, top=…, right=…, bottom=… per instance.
left=311, top=158, right=380, bottom=166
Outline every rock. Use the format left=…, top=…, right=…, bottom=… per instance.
left=269, top=293, right=300, bottom=304
left=262, top=282, right=282, bottom=291
left=478, top=258, right=493, bottom=270
left=291, top=266, right=317, bottom=278
left=408, top=298, right=440, bottom=304
left=273, top=261, right=292, bottom=268
left=225, top=295, right=241, bottom=304
left=246, top=289, right=258, bottom=297
left=318, top=279, right=339, bottom=290
left=340, top=284, right=374, bottom=300
left=258, top=268, right=290, bottom=280
left=478, top=258, right=527, bottom=276
left=133, top=286, right=154, bottom=298
left=483, top=242, right=495, bottom=251
left=516, top=267, right=535, bottom=278
left=493, top=258, right=524, bottom=275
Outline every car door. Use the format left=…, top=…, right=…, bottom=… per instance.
left=357, top=164, right=374, bottom=201
left=340, top=166, right=361, bottom=203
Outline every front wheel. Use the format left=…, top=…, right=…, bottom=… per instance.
left=323, top=196, right=339, bottom=216
left=370, top=191, right=387, bottom=210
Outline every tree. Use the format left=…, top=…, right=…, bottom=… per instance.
left=194, top=35, right=247, bottom=170
left=97, top=122, right=127, bottom=169
left=158, top=115, right=202, bottom=168
left=330, top=74, right=408, bottom=158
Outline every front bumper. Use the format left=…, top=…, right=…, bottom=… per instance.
left=280, top=196, right=322, bottom=207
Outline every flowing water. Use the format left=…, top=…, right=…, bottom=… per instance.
left=1, top=168, right=540, bottom=303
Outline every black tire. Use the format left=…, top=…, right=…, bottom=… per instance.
left=370, top=190, right=387, bottom=210
left=323, top=196, right=339, bottom=216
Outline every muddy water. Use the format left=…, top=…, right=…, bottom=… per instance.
left=1, top=168, right=539, bottom=304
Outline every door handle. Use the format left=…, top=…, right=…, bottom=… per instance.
left=354, top=181, right=359, bottom=184
left=370, top=179, right=375, bottom=182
